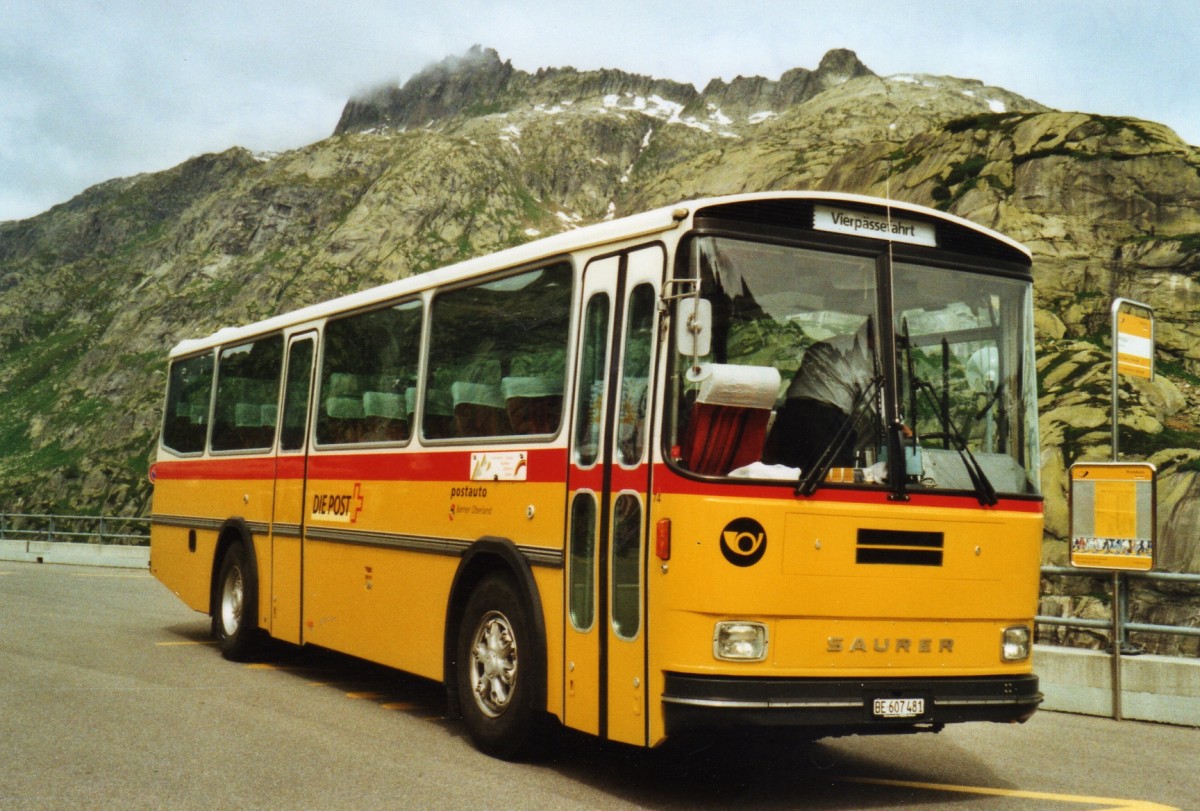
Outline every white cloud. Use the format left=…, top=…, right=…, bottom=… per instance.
left=1, top=0, right=1198, bottom=221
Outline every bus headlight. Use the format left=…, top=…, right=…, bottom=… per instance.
left=1001, top=625, right=1031, bottom=662
left=713, top=622, right=768, bottom=662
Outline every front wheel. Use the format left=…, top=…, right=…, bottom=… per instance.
left=212, top=541, right=261, bottom=661
left=456, top=573, right=540, bottom=760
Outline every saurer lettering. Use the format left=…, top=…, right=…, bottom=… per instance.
left=827, top=637, right=954, bottom=653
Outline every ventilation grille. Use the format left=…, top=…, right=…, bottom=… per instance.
left=935, top=221, right=1029, bottom=265
left=856, top=529, right=944, bottom=566
left=694, top=200, right=815, bottom=231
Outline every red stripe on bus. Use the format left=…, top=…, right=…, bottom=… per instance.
left=650, top=464, right=1043, bottom=513
left=152, top=454, right=1040, bottom=512
left=154, top=448, right=571, bottom=484
left=306, top=449, right=569, bottom=482
left=153, top=457, right=279, bottom=480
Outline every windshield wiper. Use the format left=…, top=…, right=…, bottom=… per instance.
left=911, top=377, right=998, bottom=506
left=796, top=374, right=883, bottom=497
left=975, top=380, right=1005, bottom=421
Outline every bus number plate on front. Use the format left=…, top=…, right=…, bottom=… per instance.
left=872, top=698, right=924, bottom=718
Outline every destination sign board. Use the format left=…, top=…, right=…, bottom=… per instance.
left=814, top=205, right=936, bottom=247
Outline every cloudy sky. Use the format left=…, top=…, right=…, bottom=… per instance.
left=2, top=0, right=1197, bottom=222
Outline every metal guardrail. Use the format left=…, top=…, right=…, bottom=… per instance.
left=0, top=513, right=150, bottom=546
left=1037, top=564, right=1200, bottom=720
left=1039, top=565, right=1200, bottom=638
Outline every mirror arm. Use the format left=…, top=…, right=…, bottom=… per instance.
left=686, top=302, right=703, bottom=378
left=659, top=278, right=699, bottom=302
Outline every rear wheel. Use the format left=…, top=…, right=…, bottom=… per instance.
left=213, top=541, right=261, bottom=661
left=456, top=573, right=540, bottom=760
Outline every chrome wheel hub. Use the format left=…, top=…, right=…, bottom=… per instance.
left=468, top=610, right=517, bottom=718
left=221, top=565, right=243, bottom=635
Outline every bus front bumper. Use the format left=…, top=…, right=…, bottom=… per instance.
left=662, top=673, right=1042, bottom=735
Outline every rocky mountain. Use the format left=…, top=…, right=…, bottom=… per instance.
left=2, top=47, right=1199, bottom=647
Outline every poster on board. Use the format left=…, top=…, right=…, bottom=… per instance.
left=1069, top=462, right=1155, bottom=571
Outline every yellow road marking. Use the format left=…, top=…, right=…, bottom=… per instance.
left=238, top=662, right=445, bottom=719
left=381, top=702, right=443, bottom=719
left=845, top=777, right=1178, bottom=810
left=155, top=640, right=216, bottom=646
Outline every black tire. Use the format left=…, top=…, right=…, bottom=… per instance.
left=456, top=573, right=540, bottom=760
left=212, top=541, right=261, bottom=662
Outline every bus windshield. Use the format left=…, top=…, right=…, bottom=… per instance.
left=669, top=235, right=1040, bottom=497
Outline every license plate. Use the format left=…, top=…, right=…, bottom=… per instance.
left=872, top=698, right=925, bottom=718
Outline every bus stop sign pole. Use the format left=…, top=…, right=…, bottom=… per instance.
left=1102, top=298, right=1155, bottom=720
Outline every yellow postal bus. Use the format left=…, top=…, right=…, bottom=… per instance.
left=149, top=192, right=1042, bottom=758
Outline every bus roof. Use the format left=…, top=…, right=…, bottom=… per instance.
left=169, top=191, right=1030, bottom=357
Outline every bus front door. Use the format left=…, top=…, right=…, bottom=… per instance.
left=565, top=246, right=663, bottom=745
left=269, top=332, right=316, bottom=645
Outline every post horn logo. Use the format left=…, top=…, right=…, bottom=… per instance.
left=720, top=518, right=767, bottom=567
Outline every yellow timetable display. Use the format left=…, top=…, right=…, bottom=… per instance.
left=1069, top=462, right=1156, bottom=571
left=1115, top=312, right=1154, bottom=380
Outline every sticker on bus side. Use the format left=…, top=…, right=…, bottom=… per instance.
left=470, top=452, right=528, bottom=481
left=311, top=483, right=364, bottom=524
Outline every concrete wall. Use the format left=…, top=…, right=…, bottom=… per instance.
left=1036, top=644, right=1200, bottom=727
left=0, top=539, right=149, bottom=569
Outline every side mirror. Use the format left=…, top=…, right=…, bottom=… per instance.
left=676, top=297, right=712, bottom=360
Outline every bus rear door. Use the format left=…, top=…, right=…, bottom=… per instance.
left=270, top=332, right=316, bottom=645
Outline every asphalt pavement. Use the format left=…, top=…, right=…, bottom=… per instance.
left=0, top=560, right=1193, bottom=810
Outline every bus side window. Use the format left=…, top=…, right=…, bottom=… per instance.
left=279, top=340, right=314, bottom=452
left=616, top=284, right=655, bottom=466
left=211, top=337, right=283, bottom=453
left=611, top=492, right=642, bottom=639
left=568, top=492, right=598, bottom=630
left=162, top=353, right=214, bottom=454
left=424, top=263, right=573, bottom=441
left=317, top=300, right=422, bottom=446
left=573, top=294, right=610, bottom=466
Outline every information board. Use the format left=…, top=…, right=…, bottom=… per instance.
left=1069, top=462, right=1155, bottom=571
